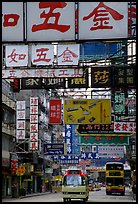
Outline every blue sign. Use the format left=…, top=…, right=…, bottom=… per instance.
left=65, top=125, right=73, bottom=154
left=52, top=155, right=79, bottom=164
left=44, top=143, right=64, bottom=155
left=72, top=125, right=81, bottom=155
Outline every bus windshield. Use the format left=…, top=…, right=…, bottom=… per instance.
left=106, top=177, right=124, bottom=186
left=63, top=175, right=86, bottom=186
left=106, top=164, right=124, bottom=170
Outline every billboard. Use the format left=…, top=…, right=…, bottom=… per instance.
left=64, top=99, right=111, bottom=124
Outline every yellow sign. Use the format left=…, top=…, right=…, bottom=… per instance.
left=64, top=99, right=111, bottom=124
left=16, top=165, right=25, bottom=175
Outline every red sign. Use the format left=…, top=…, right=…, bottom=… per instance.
left=49, top=99, right=62, bottom=124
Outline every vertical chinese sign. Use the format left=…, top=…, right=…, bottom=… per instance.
left=49, top=99, right=62, bottom=124
left=65, top=125, right=72, bottom=154
left=30, top=97, right=39, bottom=151
left=16, top=101, right=26, bottom=141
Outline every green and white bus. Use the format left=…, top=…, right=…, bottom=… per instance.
left=62, top=169, right=89, bottom=202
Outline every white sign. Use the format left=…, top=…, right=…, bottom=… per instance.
left=16, top=101, right=26, bottom=110
left=78, top=2, right=128, bottom=40
left=16, top=101, right=26, bottom=141
left=30, top=97, right=39, bottom=151
left=114, top=122, right=136, bottom=133
left=2, top=2, right=24, bottom=41
left=5, top=45, right=28, bottom=67
left=31, top=45, right=54, bottom=65
left=2, top=68, right=83, bottom=78
left=26, top=2, right=75, bottom=41
left=98, top=146, right=124, bottom=158
left=57, top=44, right=79, bottom=65
left=16, top=130, right=26, bottom=140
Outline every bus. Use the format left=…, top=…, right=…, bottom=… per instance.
left=105, top=162, right=125, bottom=196
left=62, top=169, right=89, bottom=202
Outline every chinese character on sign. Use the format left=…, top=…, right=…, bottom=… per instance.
left=30, top=97, right=38, bottom=106
left=7, top=48, right=26, bottom=63
left=16, top=130, right=25, bottom=140
left=33, top=48, right=51, bottom=63
left=83, top=2, right=124, bottom=31
left=30, top=115, right=38, bottom=123
left=26, top=79, right=40, bottom=86
left=30, top=133, right=38, bottom=141
left=3, top=14, right=20, bottom=27
left=30, top=106, right=38, bottom=114
left=94, top=70, right=109, bottom=84
left=31, top=45, right=54, bottom=65
left=30, top=124, right=38, bottom=132
left=6, top=46, right=28, bottom=67
left=58, top=47, right=78, bottom=62
left=32, top=2, right=70, bottom=32
left=17, top=111, right=25, bottom=119
left=17, top=121, right=25, bottom=129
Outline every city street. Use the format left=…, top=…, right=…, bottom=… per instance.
left=2, top=187, right=136, bottom=202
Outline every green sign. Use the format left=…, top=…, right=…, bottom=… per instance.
left=81, top=136, right=129, bottom=145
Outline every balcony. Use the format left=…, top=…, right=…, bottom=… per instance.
left=2, top=122, right=15, bottom=137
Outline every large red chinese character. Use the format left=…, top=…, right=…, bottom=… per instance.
left=3, top=14, right=19, bottom=27
left=83, top=2, right=124, bottom=31
left=32, top=2, right=70, bottom=32
left=33, top=48, right=51, bottom=63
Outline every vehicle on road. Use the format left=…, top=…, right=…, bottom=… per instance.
left=62, top=169, right=89, bottom=202
left=105, top=162, right=125, bottom=196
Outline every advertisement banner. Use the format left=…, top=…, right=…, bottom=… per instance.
left=76, top=123, right=114, bottom=135
left=64, top=99, right=111, bottom=124
left=80, top=135, right=129, bottom=145
left=2, top=68, right=84, bottom=79
left=49, top=99, right=62, bottom=124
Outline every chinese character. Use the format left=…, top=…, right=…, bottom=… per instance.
left=32, top=2, right=70, bottom=32
left=83, top=2, right=124, bottom=31
left=3, top=14, right=19, bottom=27
left=33, top=48, right=51, bottom=63
left=58, top=47, right=78, bottom=62
left=7, top=49, right=26, bottom=63
left=94, top=70, right=109, bottom=84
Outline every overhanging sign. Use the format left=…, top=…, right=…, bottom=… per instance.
left=2, top=68, right=83, bottom=79
left=44, top=143, right=64, bottom=155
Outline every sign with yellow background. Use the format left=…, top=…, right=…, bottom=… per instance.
left=64, top=99, right=111, bottom=124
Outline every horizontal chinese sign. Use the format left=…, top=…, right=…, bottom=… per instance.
left=98, top=146, right=125, bottom=158
left=44, top=143, right=65, bottom=155
left=43, top=78, right=66, bottom=89
left=2, top=2, right=128, bottom=42
left=80, top=135, right=129, bottom=145
left=49, top=99, right=62, bottom=124
left=5, top=44, right=79, bottom=67
left=2, top=68, right=83, bottom=79
left=64, top=99, right=111, bottom=124
left=76, top=123, right=114, bottom=135
left=20, top=78, right=66, bottom=89
left=114, top=122, right=136, bottom=133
